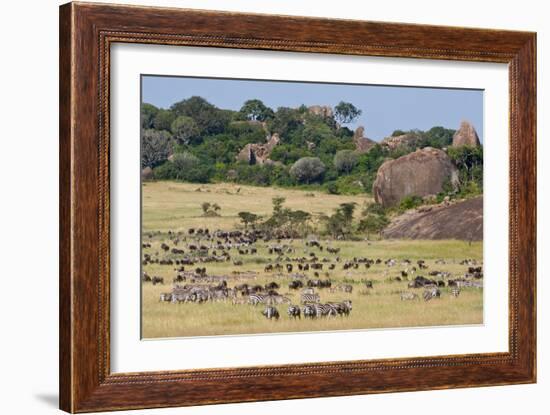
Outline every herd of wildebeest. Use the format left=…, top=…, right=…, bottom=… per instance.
left=142, top=227, right=484, bottom=323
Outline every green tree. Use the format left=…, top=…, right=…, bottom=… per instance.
left=171, top=115, right=199, bottom=145
left=334, top=101, right=362, bottom=125
left=358, top=214, right=389, bottom=239
left=141, top=129, right=172, bottom=169
left=170, top=96, right=229, bottom=136
left=152, top=109, right=176, bottom=131
left=239, top=99, right=274, bottom=122
left=334, top=150, right=358, bottom=174
left=267, top=107, right=302, bottom=138
left=141, top=103, right=159, bottom=129
left=289, top=157, right=326, bottom=184
left=238, top=211, right=261, bottom=229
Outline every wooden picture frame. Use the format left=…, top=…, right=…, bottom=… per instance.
left=59, top=2, right=536, bottom=412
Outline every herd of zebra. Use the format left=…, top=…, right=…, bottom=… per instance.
left=154, top=276, right=353, bottom=321
left=143, top=227, right=483, bottom=328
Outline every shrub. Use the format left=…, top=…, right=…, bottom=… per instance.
left=334, top=150, right=358, bottom=174
left=171, top=115, right=199, bottom=145
left=399, top=195, right=423, bottom=211
left=290, top=157, right=326, bottom=184
left=141, top=129, right=172, bottom=169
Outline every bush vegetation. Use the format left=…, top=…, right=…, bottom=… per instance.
left=140, top=96, right=483, bottom=202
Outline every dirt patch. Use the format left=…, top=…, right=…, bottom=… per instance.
left=383, top=196, right=483, bottom=241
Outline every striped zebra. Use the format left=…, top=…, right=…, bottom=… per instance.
left=423, top=287, right=441, bottom=301
left=248, top=293, right=268, bottom=306
left=400, top=292, right=419, bottom=301
left=300, top=293, right=321, bottom=304
left=328, top=300, right=353, bottom=316
left=159, top=293, right=172, bottom=302
left=265, top=295, right=291, bottom=305
left=311, top=303, right=338, bottom=318
left=450, top=287, right=461, bottom=298
left=261, top=306, right=280, bottom=320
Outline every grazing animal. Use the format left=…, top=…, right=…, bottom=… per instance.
left=450, top=287, right=461, bottom=298
left=400, top=292, right=419, bottom=301
left=312, top=303, right=338, bottom=318
left=300, top=293, right=321, bottom=304
left=328, top=300, right=353, bottom=316
left=288, top=280, right=304, bottom=290
left=302, top=304, right=317, bottom=319
left=287, top=305, right=301, bottom=319
left=423, top=287, right=441, bottom=301
left=151, top=276, right=164, bottom=285
left=262, top=306, right=280, bottom=320
left=159, top=293, right=172, bottom=302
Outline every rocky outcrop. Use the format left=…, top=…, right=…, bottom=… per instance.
left=308, top=105, right=333, bottom=119
left=353, top=126, right=377, bottom=153
left=236, top=133, right=280, bottom=165
left=380, top=133, right=423, bottom=151
left=372, top=147, right=459, bottom=207
left=382, top=196, right=483, bottom=241
left=141, top=167, right=153, bottom=181
left=452, top=121, right=480, bottom=147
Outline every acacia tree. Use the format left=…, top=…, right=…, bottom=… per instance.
left=141, top=129, right=172, bottom=169
left=239, top=99, right=274, bottom=122
left=238, top=211, right=261, bottom=229
left=334, top=101, right=362, bottom=125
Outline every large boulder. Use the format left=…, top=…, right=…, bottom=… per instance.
left=236, top=133, right=280, bottom=165
left=307, top=105, right=333, bottom=119
left=382, top=196, right=483, bottom=241
left=380, top=132, right=423, bottom=152
left=372, top=147, right=459, bottom=207
left=452, top=121, right=480, bottom=147
left=141, top=167, right=154, bottom=181
left=353, top=126, right=377, bottom=153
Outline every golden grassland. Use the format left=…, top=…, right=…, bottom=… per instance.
left=141, top=181, right=483, bottom=338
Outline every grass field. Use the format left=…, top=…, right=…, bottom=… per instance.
left=141, top=181, right=483, bottom=338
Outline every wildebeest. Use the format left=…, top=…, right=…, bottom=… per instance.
left=302, top=304, right=316, bottom=319
left=288, top=280, right=304, bottom=290
left=262, top=306, right=280, bottom=320
left=151, top=276, right=164, bottom=285
left=287, top=305, right=301, bottom=319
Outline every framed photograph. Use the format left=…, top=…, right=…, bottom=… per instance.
left=59, top=2, right=536, bottom=412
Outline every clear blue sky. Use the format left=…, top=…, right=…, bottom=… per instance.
left=142, top=75, right=483, bottom=142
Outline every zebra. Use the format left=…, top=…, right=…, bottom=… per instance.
left=423, top=287, right=441, bottom=301
left=247, top=294, right=268, bottom=306
left=450, top=287, right=461, bottom=298
left=159, top=293, right=172, bottom=302
left=265, top=295, right=291, bottom=305
left=301, top=287, right=315, bottom=295
left=311, top=303, right=338, bottom=318
left=400, top=292, right=419, bottom=301
left=261, top=306, right=280, bottom=320
left=300, top=293, right=320, bottom=304
left=328, top=300, right=353, bottom=316
left=287, top=305, right=301, bottom=319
